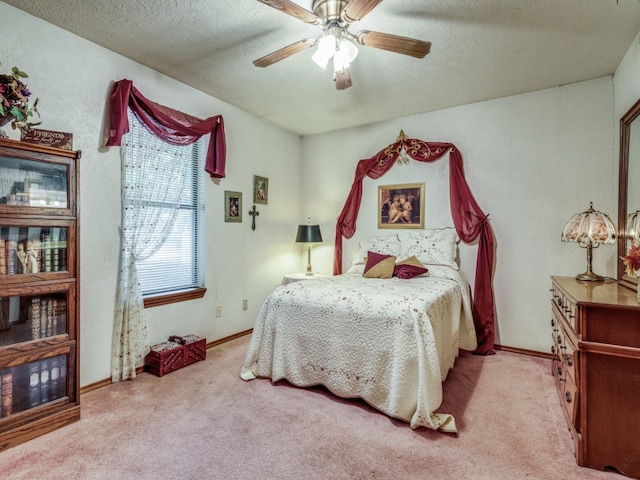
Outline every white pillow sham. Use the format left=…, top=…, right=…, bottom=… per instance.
left=397, top=227, right=460, bottom=270
left=351, top=233, right=401, bottom=266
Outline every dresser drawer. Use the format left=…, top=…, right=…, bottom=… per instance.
left=551, top=284, right=577, bottom=331
left=561, top=373, right=579, bottom=430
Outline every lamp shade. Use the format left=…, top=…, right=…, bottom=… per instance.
left=561, top=202, right=616, bottom=282
left=627, top=210, right=640, bottom=245
left=561, top=203, right=616, bottom=246
left=296, top=224, right=323, bottom=243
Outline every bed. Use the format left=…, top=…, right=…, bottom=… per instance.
left=240, top=228, right=477, bottom=433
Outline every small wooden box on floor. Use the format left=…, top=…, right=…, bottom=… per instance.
left=144, top=335, right=206, bottom=377
left=550, top=276, right=640, bottom=479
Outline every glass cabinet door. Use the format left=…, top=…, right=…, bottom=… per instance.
left=0, top=354, right=68, bottom=418
left=1, top=226, right=69, bottom=276
left=0, top=291, right=69, bottom=347
left=0, top=157, right=68, bottom=208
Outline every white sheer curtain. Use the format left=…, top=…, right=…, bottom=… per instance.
left=111, top=111, right=192, bottom=382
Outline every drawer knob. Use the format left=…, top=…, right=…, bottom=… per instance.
left=551, top=345, right=556, bottom=354
left=557, top=334, right=562, bottom=344
left=566, top=356, right=572, bottom=367
left=565, top=391, right=572, bottom=403
left=557, top=366, right=563, bottom=376
left=551, top=318, right=555, bottom=327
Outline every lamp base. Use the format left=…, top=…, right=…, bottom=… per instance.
left=575, top=271, right=605, bottom=282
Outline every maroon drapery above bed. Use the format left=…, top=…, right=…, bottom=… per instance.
left=333, top=137, right=496, bottom=355
left=105, top=79, right=226, bottom=178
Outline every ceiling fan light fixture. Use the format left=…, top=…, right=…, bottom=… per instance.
left=312, top=33, right=337, bottom=69
left=332, top=38, right=357, bottom=72
left=339, top=38, right=358, bottom=62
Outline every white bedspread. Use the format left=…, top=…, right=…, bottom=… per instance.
left=240, top=266, right=477, bottom=432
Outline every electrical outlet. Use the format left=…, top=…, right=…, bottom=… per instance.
left=242, top=298, right=248, bottom=310
left=215, top=304, right=222, bottom=318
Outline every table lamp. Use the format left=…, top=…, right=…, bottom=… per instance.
left=296, top=219, right=323, bottom=276
left=627, top=210, right=640, bottom=246
left=561, top=202, right=617, bottom=281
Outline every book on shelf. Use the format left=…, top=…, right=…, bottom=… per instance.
left=41, top=231, right=52, bottom=273
left=51, top=229, right=60, bottom=272
left=30, top=296, right=41, bottom=339
left=45, top=298, right=53, bottom=337
left=51, top=298, right=58, bottom=335
left=58, top=357, right=67, bottom=399
left=55, top=299, right=66, bottom=335
left=5, top=239, right=17, bottom=275
left=50, top=356, right=61, bottom=401
left=39, top=359, right=51, bottom=404
left=0, top=237, right=6, bottom=275
left=39, top=299, right=48, bottom=338
left=28, top=362, right=40, bottom=408
left=1, top=371, right=13, bottom=417
left=59, top=229, right=67, bottom=271
left=0, top=298, right=7, bottom=332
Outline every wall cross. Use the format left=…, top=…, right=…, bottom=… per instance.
left=249, top=204, right=260, bottom=231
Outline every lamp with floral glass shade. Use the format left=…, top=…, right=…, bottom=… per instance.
left=561, top=202, right=617, bottom=281
left=621, top=210, right=640, bottom=303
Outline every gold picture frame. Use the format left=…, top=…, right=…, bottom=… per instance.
left=224, top=191, right=242, bottom=223
left=378, top=183, right=425, bottom=229
left=253, top=175, right=268, bottom=204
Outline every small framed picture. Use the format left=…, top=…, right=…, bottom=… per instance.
left=378, top=183, right=425, bottom=229
left=253, top=175, right=268, bottom=204
left=224, top=191, right=242, bottom=223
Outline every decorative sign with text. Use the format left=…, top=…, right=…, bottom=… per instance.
left=21, top=128, right=73, bottom=150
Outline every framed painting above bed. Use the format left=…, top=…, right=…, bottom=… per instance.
left=378, top=183, right=425, bottom=229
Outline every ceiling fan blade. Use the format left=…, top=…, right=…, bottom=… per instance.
left=334, top=67, right=352, bottom=90
left=253, top=39, right=316, bottom=68
left=341, top=0, right=384, bottom=23
left=355, top=30, right=431, bottom=58
left=257, top=0, right=321, bottom=25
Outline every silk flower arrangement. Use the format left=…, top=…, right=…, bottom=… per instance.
left=0, top=65, right=40, bottom=130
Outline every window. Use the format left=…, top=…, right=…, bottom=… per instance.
left=123, top=112, right=205, bottom=307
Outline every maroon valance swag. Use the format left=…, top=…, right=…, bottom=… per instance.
left=105, top=79, right=226, bottom=178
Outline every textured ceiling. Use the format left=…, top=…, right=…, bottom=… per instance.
left=4, top=0, right=640, bottom=136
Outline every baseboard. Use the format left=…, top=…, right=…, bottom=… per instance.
left=206, top=328, right=252, bottom=349
left=80, top=329, right=254, bottom=395
left=494, top=343, right=552, bottom=360
left=81, top=334, right=547, bottom=395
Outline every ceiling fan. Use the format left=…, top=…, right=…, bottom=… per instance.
left=254, top=0, right=431, bottom=90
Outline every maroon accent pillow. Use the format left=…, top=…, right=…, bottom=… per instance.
left=363, top=251, right=396, bottom=278
left=394, top=256, right=429, bottom=279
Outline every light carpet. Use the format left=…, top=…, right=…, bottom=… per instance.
left=0, top=335, right=626, bottom=479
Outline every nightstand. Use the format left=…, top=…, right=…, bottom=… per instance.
left=282, top=273, right=329, bottom=285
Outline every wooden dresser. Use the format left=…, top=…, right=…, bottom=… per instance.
left=550, top=276, right=640, bottom=478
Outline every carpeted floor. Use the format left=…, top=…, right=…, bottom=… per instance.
left=0, top=334, right=627, bottom=479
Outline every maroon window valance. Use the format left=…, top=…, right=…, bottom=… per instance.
left=105, top=79, right=226, bottom=178
left=333, top=137, right=496, bottom=355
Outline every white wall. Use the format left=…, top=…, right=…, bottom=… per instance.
left=1, top=3, right=304, bottom=386
left=615, top=30, right=640, bottom=128
left=302, top=76, right=617, bottom=353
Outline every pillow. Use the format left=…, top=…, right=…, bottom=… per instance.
left=363, top=251, right=396, bottom=278
left=398, top=228, right=459, bottom=270
left=352, top=234, right=401, bottom=266
left=394, top=256, right=429, bottom=279
left=345, top=263, right=365, bottom=275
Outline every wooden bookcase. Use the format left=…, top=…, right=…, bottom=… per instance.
left=0, top=138, right=80, bottom=451
left=550, top=276, right=640, bottom=478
